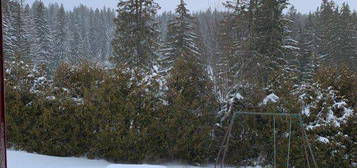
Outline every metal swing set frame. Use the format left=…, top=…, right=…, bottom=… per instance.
left=214, top=112, right=319, bottom=168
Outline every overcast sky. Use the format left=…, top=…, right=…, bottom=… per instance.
left=25, top=0, right=357, bottom=14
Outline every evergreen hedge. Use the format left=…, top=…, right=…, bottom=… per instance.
left=5, top=61, right=356, bottom=167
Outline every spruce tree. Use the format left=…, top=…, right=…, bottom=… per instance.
left=337, top=3, right=355, bottom=67
left=2, top=0, right=16, bottom=60
left=165, top=57, right=217, bottom=163
left=282, top=6, right=301, bottom=82
left=215, top=8, right=240, bottom=100
left=32, top=1, right=53, bottom=65
left=89, top=10, right=101, bottom=61
left=161, top=1, right=218, bottom=163
left=111, top=0, right=160, bottom=70
left=353, top=12, right=357, bottom=71
left=53, top=5, right=67, bottom=67
left=253, top=0, right=289, bottom=84
left=160, top=0, right=203, bottom=73
left=228, top=0, right=289, bottom=86
left=11, top=0, right=31, bottom=60
left=316, top=0, right=337, bottom=63
left=22, top=4, right=35, bottom=61
left=68, top=21, right=84, bottom=64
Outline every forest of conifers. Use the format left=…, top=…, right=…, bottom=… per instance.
left=2, top=0, right=356, bottom=167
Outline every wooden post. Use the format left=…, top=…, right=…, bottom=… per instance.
left=0, top=0, right=7, bottom=167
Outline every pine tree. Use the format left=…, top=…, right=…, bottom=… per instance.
left=316, top=0, right=337, bottom=63
left=2, top=0, right=16, bottom=60
left=336, top=3, right=355, bottom=67
left=159, top=2, right=218, bottom=163
left=11, top=0, right=30, bottom=60
left=22, top=4, right=35, bottom=61
left=165, top=57, right=217, bottom=163
left=68, top=20, right=84, bottom=63
left=160, top=0, right=203, bottom=74
left=353, top=12, right=357, bottom=71
left=228, top=0, right=289, bottom=86
left=111, top=0, right=160, bottom=70
left=254, top=0, right=289, bottom=84
left=215, top=10, right=239, bottom=100
left=88, top=9, right=101, bottom=61
left=32, top=1, right=53, bottom=66
left=282, top=6, right=301, bottom=81
left=53, top=5, right=67, bottom=67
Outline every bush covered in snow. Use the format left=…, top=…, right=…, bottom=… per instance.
left=297, top=65, right=356, bottom=167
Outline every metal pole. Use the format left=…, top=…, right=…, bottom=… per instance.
left=273, top=116, right=276, bottom=168
left=286, top=117, right=292, bottom=168
left=221, top=113, right=236, bottom=168
left=299, top=118, right=319, bottom=168
left=0, top=0, right=7, bottom=167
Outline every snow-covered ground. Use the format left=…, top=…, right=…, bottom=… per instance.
left=8, top=150, right=110, bottom=168
left=8, top=150, right=262, bottom=168
left=7, top=150, right=214, bottom=168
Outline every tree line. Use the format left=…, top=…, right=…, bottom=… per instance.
left=3, top=0, right=115, bottom=68
left=3, top=0, right=357, bottom=167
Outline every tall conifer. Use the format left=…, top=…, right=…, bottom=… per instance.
left=111, top=0, right=160, bottom=70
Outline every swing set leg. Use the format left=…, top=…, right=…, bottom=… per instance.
left=215, top=113, right=237, bottom=168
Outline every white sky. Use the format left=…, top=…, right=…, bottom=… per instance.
left=25, top=0, right=357, bottom=13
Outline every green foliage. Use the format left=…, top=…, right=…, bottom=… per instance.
left=160, top=0, right=203, bottom=74
left=299, top=65, right=356, bottom=168
left=4, top=0, right=356, bottom=167
left=111, top=0, right=160, bottom=69
left=164, top=57, right=218, bottom=164
left=5, top=60, right=219, bottom=164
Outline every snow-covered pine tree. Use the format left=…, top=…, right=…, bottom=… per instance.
left=336, top=3, right=356, bottom=68
left=46, top=3, right=59, bottom=32
left=215, top=8, right=240, bottom=100
left=96, top=10, right=109, bottom=62
left=298, top=12, right=324, bottom=82
left=315, top=0, right=338, bottom=64
left=32, top=1, right=53, bottom=66
left=353, top=11, right=357, bottom=71
left=2, top=0, right=16, bottom=60
left=253, top=0, right=289, bottom=85
left=53, top=5, right=67, bottom=67
left=111, top=0, right=160, bottom=70
left=160, top=0, right=203, bottom=73
left=68, top=19, right=84, bottom=64
left=22, top=4, right=35, bottom=62
left=11, top=0, right=31, bottom=61
left=103, top=8, right=116, bottom=63
left=88, top=9, right=101, bottom=61
left=227, top=0, right=289, bottom=86
left=160, top=1, right=218, bottom=163
left=194, top=10, right=224, bottom=89
left=282, top=6, right=301, bottom=81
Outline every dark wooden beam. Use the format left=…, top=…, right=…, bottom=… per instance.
left=0, top=0, right=7, bottom=167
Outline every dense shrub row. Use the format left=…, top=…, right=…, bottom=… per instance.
left=5, top=60, right=356, bottom=167
left=5, top=60, right=218, bottom=164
